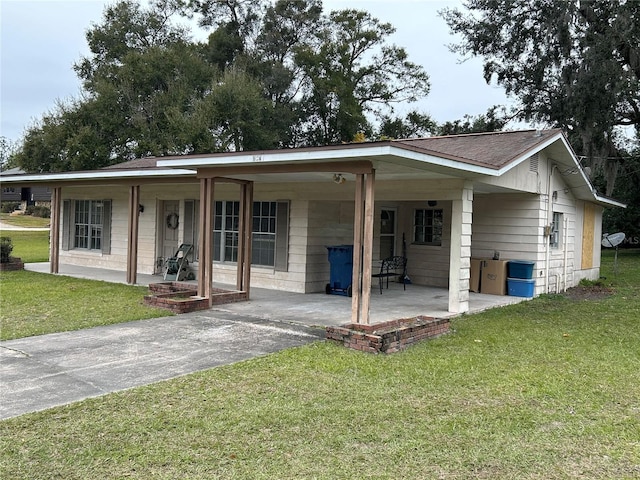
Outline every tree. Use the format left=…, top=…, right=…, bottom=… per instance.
left=441, top=0, right=640, bottom=194
left=0, top=137, right=19, bottom=171
left=14, top=0, right=432, bottom=171
left=295, top=9, right=430, bottom=145
left=602, top=142, right=640, bottom=243
left=193, top=68, right=278, bottom=151
left=377, top=111, right=437, bottom=139
left=437, top=106, right=508, bottom=136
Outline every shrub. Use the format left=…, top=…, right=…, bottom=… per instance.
left=0, top=236, right=13, bottom=263
left=25, top=205, right=51, bottom=218
left=1, top=202, right=20, bottom=213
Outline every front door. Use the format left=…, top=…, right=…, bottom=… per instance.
left=379, top=208, right=397, bottom=259
left=161, top=200, right=180, bottom=260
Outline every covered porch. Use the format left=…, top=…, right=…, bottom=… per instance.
left=25, top=262, right=528, bottom=328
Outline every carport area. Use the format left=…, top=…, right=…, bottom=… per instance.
left=25, top=262, right=528, bottom=327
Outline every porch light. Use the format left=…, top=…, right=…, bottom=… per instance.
left=333, top=173, right=346, bottom=184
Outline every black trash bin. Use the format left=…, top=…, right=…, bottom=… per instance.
left=325, top=245, right=353, bottom=296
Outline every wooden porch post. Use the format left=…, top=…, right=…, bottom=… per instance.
left=350, top=170, right=375, bottom=324
left=205, top=178, right=215, bottom=303
left=351, top=174, right=365, bottom=324
left=198, top=177, right=215, bottom=300
left=49, top=187, right=61, bottom=274
left=237, top=182, right=246, bottom=291
left=241, top=182, right=253, bottom=297
left=360, top=170, right=375, bottom=324
left=197, top=178, right=207, bottom=297
left=126, top=185, right=140, bottom=284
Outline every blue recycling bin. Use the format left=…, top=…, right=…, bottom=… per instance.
left=326, top=245, right=353, bottom=296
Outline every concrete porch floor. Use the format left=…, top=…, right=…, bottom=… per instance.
left=25, top=263, right=529, bottom=327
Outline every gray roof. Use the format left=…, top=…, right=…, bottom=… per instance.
left=392, top=129, right=562, bottom=169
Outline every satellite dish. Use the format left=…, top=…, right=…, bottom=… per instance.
left=601, top=232, right=625, bottom=248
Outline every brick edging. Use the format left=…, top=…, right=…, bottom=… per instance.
left=0, top=258, right=24, bottom=271
left=326, top=315, right=450, bottom=354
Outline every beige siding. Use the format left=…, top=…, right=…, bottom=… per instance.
left=59, top=186, right=130, bottom=272
left=472, top=193, right=547, bottom=294
left=472, top=184, right=582, bottom=295
left=401, top=201, right=451, bottom=288
left=480, top=155, right=542, bottom=193
left=57, top=169, right=597, bottom=297
left=547, top=189, right=577, bottom=293
left=305, top=200, right=355, bottom=292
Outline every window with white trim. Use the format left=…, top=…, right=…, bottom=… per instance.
left=413, top=208, right=443, bottom=246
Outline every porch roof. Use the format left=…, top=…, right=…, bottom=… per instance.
left=0, top=129, right=624, bottom=207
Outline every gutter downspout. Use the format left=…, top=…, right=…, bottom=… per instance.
left=545, top=165, right=558, bottom=294
left=563, top=216, right=569, bottom=292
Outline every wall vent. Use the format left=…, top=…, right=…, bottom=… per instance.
left=529, top=154, right=539, bottom=172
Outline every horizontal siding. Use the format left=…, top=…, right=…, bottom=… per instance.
left=472, top=190, right=580, bottom=295
left=400, top=201, right=452, bottom=287
left=56, top=178, right=588, bottom=297
left=472, top=193, right=545, bottom=258
left=305, top=201, right=354, bottom=292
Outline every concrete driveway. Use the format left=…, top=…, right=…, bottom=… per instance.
left=0, top=310, right=325, bottom=420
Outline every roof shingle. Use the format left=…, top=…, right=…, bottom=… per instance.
left=392, top=129, right=562, bottom=169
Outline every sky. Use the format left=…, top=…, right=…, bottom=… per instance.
left=0, top=0, right=523, bottom=145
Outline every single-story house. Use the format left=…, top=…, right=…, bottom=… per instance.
left=1, top=129, right=624, bottom=324
left=0, top=167, right=51, bottom=207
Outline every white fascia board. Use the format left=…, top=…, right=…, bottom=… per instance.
left=0, top=169, right=195, bottom=183
left=158, top=145, right=501, bottom=176
left=158, top=146, right=391, bottom=168
left=594, top=194, right=627, bottom=208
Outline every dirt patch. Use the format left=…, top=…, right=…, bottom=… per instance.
left=562, top=284, right=614, bottom=301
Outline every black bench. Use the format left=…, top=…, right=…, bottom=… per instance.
left=372, top=255, right=408, bottom=294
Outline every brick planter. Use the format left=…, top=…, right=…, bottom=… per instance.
left=326, top=315, right=450, bottom=354
left=144, top=282, right=248, bottom=314
left=0, top=257, right=24, bottom=271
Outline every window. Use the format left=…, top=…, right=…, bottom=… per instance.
left=214, top=201, right=241, bottom=262
left=413, top=208, right=443, bottom=246
left=213, top=200, right=284, bottom=268
left=62, top=199, right=111, bottom=253
left=74, top=200, right=104, bottom=250
left=252, top=201, right=277, bottom=266
left=550, top=212, right=562, bottom=249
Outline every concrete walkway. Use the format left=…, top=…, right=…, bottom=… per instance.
left=0, top=310, right=325, bottom=420
left=0, top=220, right=50, bottom=231
left=2, top=255, right=527, bottom=419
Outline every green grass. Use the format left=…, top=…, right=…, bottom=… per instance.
left=1, top=251, right=639, bottom=478
left=0, top=270, right=171, bottom=340
left=0, top=229, right=170, bottom=339
left=0, top=230, right=50, bottom=263
left=0, top=212, right=50, bottom=228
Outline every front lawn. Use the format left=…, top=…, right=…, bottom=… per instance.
left=1, top=250, right=638, bottom=478
left=0, top=270, right=171, bottom=340
left=0, top=212, right=50, bottom=228
left=0, top=230, right=50, bottom=263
